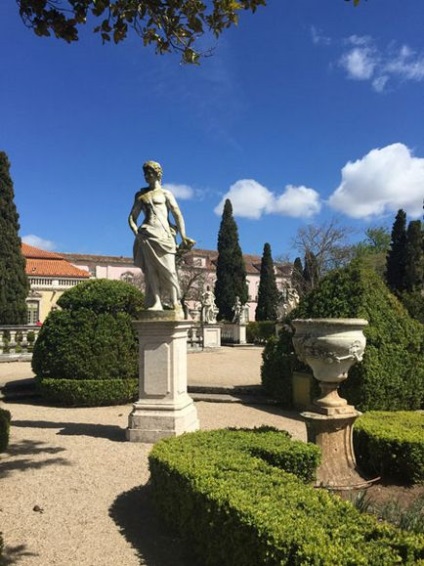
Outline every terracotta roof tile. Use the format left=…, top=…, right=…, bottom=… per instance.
left=26, top=259, right=90, bottom=278
left=22, top=243, right=64, bottom=260
left=22, top=244, right=90, bottom=278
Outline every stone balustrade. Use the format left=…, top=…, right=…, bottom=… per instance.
left=0, top=325, right=41, bottom=360
left=0, top=322, right=211, bottom=360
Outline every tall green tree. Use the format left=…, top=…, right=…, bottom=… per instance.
left=352, top=226, right=391, bottom=278
left=214, top=199, right=247, bottom=321
left=386, top=209, right=407, bottom=293
left=0, top=151, right=29, bottom=324
left=291, top=256, right=305, bottom=296
left=255, top=243, right=279, bottom=321
left=404, top=220, right=424, bottom=292
left=302, top=250, right=319, bottom=293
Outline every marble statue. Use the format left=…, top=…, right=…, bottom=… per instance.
left=201, top=287, right=218, bottom=324
left=232, top=296, right=248, bottom=324
left=128, top=160, right=195, bottom=312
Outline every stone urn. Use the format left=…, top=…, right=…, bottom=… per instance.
left=292, top=318, right=368, bottom=413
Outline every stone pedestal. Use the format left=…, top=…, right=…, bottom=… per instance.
left=302, top=409, right=363, bottom=488
left=234, top=323, right=247, bottom=344
left=202, top=325, right=221, bottom=348
left=222, top=323, right=247, bottom=345
left=127, top=311, right=199, bottom=443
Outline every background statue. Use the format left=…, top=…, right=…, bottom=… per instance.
left=128, top=160, right=195, bottom=312
left=232, top=296, right=248, bottom=324
left=201, top=286, right=218, bottom=324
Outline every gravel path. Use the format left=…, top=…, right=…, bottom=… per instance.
left=0, top=349, right=306, bottom=566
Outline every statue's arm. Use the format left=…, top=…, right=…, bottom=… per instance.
left=165, top=191, right=195, bottom=247
left=128, top=194, right=143, bottom=236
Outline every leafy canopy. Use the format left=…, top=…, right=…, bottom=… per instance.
left=17, top=0, right=267, bottom=63
left=17, top=0, right=362, bottom=63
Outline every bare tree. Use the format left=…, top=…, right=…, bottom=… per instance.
left=292, top=218, right=356, bottom=282
left=177, top=253, right=215, bottom=318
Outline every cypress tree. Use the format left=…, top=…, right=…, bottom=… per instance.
left=404, top=220, right=424, bottom=292
left=0, top=151, right=29, bottom=324
left=255, top=243, right=279, bottom=321
left=214, top=199, right=248, bottom=320
left=386, top=209, right=407, bottom=293
left=303, top=250, right=319, bottom=292
left=292, top=256, right=305, bottom=296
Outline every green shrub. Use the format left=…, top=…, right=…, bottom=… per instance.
left=26, top=330, right=36, bottom=352
left=261, top=327, right=311, bottom=405
left=0, top=408, right=11, bottom=452
left=32, top=310, right=138, bottom=381
left=149, top=428, right=424, bottom=565
left=246, top=321, right=275, bottom=344
left=401, top=291, right=424, bottom=324
left=57, top=278, right=144, bottom=317
left=36, top=378, right=138, bottom=406
left=354, top=411, right=424, bottom=484
left=262, top=261, right=424, bottom=411
left=32, top=279, right=143, bottom=406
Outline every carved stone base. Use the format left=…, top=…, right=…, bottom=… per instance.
left=127, top=312, right=199, bottom=443
left=202, top=325, right=221, bottom=348
left=127, top=395, right=199, bottom=443
left=302, top=410, right=365, bottom=488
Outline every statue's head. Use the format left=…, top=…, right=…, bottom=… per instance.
left=143, top=160, right=163, bottom=181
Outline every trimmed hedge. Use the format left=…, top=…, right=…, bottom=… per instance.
left=262, top=261, right=424, bottom=411
left=36, top=378, right=138, bottom=407
left=32, top=279, right=143, bottom=406
left=149, top=428, right=424, bottom=565
left=354, top=411, right=424, bottom=484
left=0, top=407, right=11, bottom=452
left=57, top=278, right=144, bottom=316
left=246, top=321, right=276, bottom=344
left=32, top=310, right=138, bottom=381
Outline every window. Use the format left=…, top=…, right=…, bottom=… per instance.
left=27, top=301, right=40, bottom=325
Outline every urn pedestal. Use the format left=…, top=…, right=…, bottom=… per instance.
left=127, top=311, right=199, bottom=443
left=292, top=318, right=368, bottom=488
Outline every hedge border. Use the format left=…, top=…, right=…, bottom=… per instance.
left=36, top=378, right=138, bottom=407
left=354, top=411, right=424, bottom=484
left=149, top=428, right=424, bottom=565
left=0, top=408, right=11, bottom=452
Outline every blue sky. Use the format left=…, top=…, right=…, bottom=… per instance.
left=1, top=0, right=423, bottom=260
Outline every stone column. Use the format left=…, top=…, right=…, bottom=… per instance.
left=302, top=408, right=363, bottom=487
left=127, top=311, right=199, bottom=443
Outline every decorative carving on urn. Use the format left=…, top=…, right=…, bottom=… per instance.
left=292, top=318, right=368, bottom=383
left=292, top=318, right=368, bottom=412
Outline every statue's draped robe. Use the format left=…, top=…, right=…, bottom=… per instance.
left=133, top=209, right=181, bottom=308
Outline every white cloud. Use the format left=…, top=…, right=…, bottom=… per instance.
left=274, top=185, right=321, bottom=217
left=383, top=44, right=424, bottom=81
left=340, top=46, right=377, bottom=80
left=339, top=37, right=424, bottom=91
left=22, top=234, right=56, bottom=250
left=214, top=180, right=273, bottom=219
left=329, top=143, right=424, bottom=219
left=310, top=26, right=331, bottom=46
left=214, top=179, right=321, bottom=219
left=163, top=183, right=194, bottom=199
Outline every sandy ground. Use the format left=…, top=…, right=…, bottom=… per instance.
left=0, top=348, right=306, bottom=566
